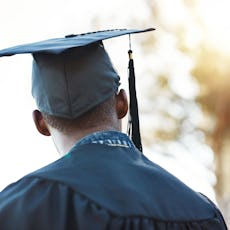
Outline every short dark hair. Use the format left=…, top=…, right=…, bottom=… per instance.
left=42, top=95, right=116, bottom=134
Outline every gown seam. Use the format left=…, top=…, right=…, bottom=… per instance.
left=23, top=175, right=218, bottom=224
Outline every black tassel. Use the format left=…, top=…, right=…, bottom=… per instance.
left=127, top=49, right=143, bottom=152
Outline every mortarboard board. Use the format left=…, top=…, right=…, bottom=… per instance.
left=0, top=28, right=155, bottom=151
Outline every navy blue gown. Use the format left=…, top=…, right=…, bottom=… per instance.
left=0, top=131, right=227, bottom=229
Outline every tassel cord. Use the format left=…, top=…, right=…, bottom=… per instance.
left=128, top=49, right=142, bottom=152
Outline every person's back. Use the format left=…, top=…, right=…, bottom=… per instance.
left=0, top=29, right=227, bottom=229
left=0, top=131, right=227, bottom=229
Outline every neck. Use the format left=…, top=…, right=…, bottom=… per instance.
left=50, top=124, right=120, bottom=156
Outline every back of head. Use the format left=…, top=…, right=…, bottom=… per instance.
left=42, top=94, right=117, bottom=134
left=0, top=28, right=155, bottom=150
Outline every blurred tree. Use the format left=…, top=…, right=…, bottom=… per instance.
left=140, top=0, right=206, bottom=156
left=192, top=42, right=230, bottom=225
left=143, top=0, right=230, bottom=225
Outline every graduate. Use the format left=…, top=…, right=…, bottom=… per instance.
left=0, top=29, right=227, bottom=229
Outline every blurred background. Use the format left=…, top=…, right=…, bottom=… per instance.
left=0, top=0, right=229, bottom=227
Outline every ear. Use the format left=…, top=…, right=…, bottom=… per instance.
left=116, top=89, right=128, bottom=119
left=32, top=110, right=51, bottom=136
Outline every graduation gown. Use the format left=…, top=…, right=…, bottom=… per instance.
left=0, top=131, right=227, bottom=229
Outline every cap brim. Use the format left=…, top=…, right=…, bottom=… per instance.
left=0, top=28, right=155, bottom=57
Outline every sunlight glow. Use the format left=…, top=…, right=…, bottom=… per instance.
left=199, top=0, right=230, bottom=53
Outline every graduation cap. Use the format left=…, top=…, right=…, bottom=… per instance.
left=0, top=28, right=155, bottom=151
